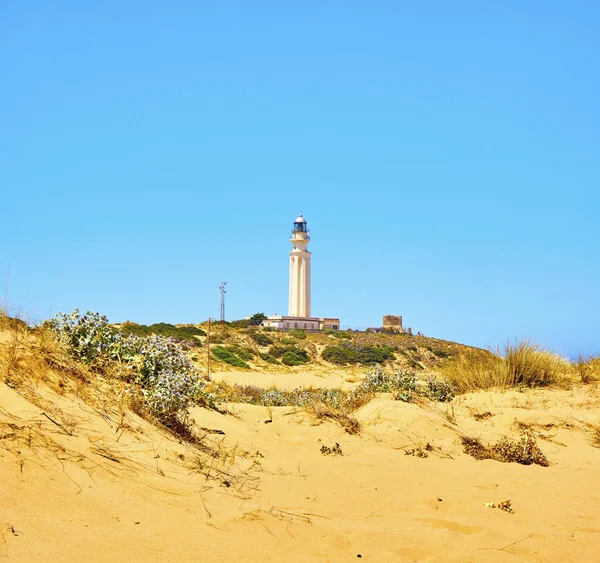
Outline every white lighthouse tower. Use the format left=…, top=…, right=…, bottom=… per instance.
left=263, top=214, right=340, bottom=332
left=289, top=214, right=311, bottom=317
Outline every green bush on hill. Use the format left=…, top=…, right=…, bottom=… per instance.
left=321, top=343, right=396, bottom=365
left=248, top=331, right=274, bottom=346
left=281, top=350, right=309, bottom=366
left=223, top=345, right=254, bottom=361
left=324, top=329, right=352, bottom=340
left=267, top=344, right=310, bottom=365
left=289, top=329, right=307, bottom=339
left=258, top=352, right=280, bottom=364
left=211, top=346, right=250, bottom=369
left=120, top=322, right=204, bottom=347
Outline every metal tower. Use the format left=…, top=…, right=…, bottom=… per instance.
left=219, top=282, right=227, bottom=323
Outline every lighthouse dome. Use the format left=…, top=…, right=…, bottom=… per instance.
left=293, top=214, right=309, bottom=233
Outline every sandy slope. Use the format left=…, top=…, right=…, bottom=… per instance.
left=2, top=359, right=600, bottom=561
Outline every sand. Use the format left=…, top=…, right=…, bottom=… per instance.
left=2, top=339, right=600, bottom=561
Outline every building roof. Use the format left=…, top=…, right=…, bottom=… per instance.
left=294, top=214, right=307, bottom=223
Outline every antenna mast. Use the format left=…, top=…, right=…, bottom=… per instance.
left=219, top=282, right=227, bottom=323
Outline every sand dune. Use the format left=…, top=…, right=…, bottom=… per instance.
left=2, top=340, right=600, bottom=561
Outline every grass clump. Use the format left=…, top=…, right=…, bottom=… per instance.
left=574, top=354, right=600, bottom=384
left=438, top=339, right=569, bottom=393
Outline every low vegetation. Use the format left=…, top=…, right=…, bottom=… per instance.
left=120, top=321, right=204, bottom=347
left=207, top=367, right=455, bottom=433
left=211, top=346, right=250, bottom=369
left=462, top=430, right=549, bottom=467
left=437, top=339, right=570, bottom=393
left=267, top=344, right=310, bottom=366
left=247, top=330, right=273, bottom=347
left=48, top=310, right=212, bottom=420
left=321, top=342, right=397, bottom=365
left=324, top=329, right=353, bottom=340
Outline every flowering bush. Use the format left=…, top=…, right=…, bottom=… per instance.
left=50, top=310, right=119, bottom=364
left=50, top=310, right=206, bottom=418
left=356, top=366, right=454, bottom=403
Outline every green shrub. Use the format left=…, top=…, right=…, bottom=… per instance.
left=281, top=350, right=310, bottom=366
left=321, top=343, right=395, bottom=365
left=289, top=329, right=307, bottom=339
left=268, top=344, right=309, bottom=364
left=211, top=346, right=250, bottom=369
left=223, top=345, right=254, bottom=361
left=230, top=319, right=251, bottom=328
left=322, top=345, right=358, bottom=365
left=324, top=329, right=352, bottom=340
left=248, top=331, right=273, bottom=346
left=120, top=322, right=204, bottom=347
left=280, top=337, right=296, bottom=345
left=258, top=352, right=280, bottom=364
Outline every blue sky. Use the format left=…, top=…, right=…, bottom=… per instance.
left=1, top=1, right=599, bottom=358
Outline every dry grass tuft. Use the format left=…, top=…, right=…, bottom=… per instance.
left=590, top=426, right=600, bottom=449
left=306, top=403, right=361, bottom=435
left=436, top=350, right=505, bottom=393
left=575, top=354, right=600, bottom=384
left=438, top=339, right=569, bottom=393
left=504, top=339, right=568, bottom=388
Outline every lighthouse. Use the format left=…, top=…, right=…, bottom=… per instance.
left=263, top=214, right=340, bottom=332
left=289, top=214, right=311, bottom=317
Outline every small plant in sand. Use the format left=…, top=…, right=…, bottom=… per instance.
left=461, top=430, right=549, bottom=467
left=404, top=443, right=432, bottom=458
left=320, top=442, right=343, bottom=455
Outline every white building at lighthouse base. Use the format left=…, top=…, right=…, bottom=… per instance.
left=263, top=315, right=340, bottom=332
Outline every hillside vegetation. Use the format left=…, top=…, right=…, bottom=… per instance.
left=191, top=321, right=486, bottom=373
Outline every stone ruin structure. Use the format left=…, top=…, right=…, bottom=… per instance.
left=383, top=315, right=404, bottom=333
